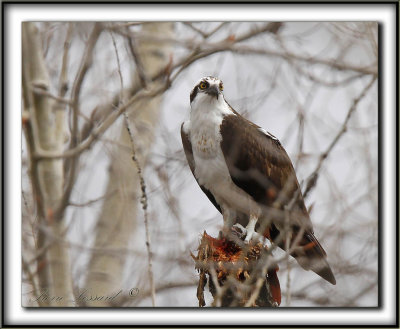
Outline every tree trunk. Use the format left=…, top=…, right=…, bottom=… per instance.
left=22, top=22, right=74, bottom=306
left=84, top=22, right=174, bottom=307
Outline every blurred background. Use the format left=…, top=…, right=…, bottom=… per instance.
left=22, top=21, right=378, bottom=307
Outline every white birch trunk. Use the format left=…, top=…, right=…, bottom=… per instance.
left=84, top=23, right=174, bottom=307
left=22, top=22, right=74, bottom=306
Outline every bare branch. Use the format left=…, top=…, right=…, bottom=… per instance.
left=303, top=76, right=377, bottom=198
left=55, top=23, right=103, bottom=220
left=228, top=45, right=377, bottom=76
left=123, top=114, right=156, bottom=306
left=34, top=82, right=170, bottom=160
left=31, top=87, right=71, bottom=105
left=125, top=26, right=149, bottom=88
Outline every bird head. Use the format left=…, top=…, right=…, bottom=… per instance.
left=190, top=76, right=224, bottom=104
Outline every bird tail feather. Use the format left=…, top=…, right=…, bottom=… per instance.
left=291, top=231, right=336, bottom=285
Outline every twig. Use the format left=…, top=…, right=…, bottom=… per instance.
left=183, top=22, right=227, bottom=39
left=170, top=23, right=282, bottom=81
left=235, top=22, right=282, bottom=42
left=120, top=281, right=197, bottom=306
left=53, top=22, right=73, bottom=154
left=33, top=84, right=170, bottom=160
left=227, top=45, right=377, bottom=76
left=110, top=28, right=156, bottom=306
left=58, top=23, right=73, bottom=97
left=244, top=260, right=271, bottom=307
left=276, top=31, right=367, bottom=88
left=303, top=76, right=377, bottom=199
left=123, top=114, right=156, bottom=307
left=31, top=87, right=71, bottom=105
left=68, top=190, right=115, bottom=207
left=109, top=30, right=125, bottom=102
left=209, top=265, right=223, bottom=307
left=54, top=22, right=103, bottom=220
left=205, top=22, right=228, bottom=39
left=240, top=223, right=283, bottom=307
left=27, top=225, right=146, bottom=267
left=109, top=22, right=145, bottom=30
left=183, top=22, right=209, bottom=38
left=22, top=256, right=43, bottom=306
left=22, top=187, right=38, bottom=247
left=126, top=26, right=149, bottom=88
left=242, top=173, right=310, bottom=307
left=69, top=22, right=102, bottom=148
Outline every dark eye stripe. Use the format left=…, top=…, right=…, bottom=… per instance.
left=190, top=87, right=198, bottom=103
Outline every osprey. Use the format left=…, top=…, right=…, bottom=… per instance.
left=181, top=76, right=336, bottom=285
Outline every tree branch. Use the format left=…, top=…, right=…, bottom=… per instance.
left=303, top=76, right=377, bottom=199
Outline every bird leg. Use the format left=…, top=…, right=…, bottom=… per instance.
left=244, top=214, right=258, bottom=243
left=222, top=205, right=235, bottom=236
left=232, top=215, right=263, bottom=244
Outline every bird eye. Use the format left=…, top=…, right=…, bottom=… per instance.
left=199, top=82, right=207, bottom=90
left=219, top=83, right=223, bottom=91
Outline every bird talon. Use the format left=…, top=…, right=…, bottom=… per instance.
left=232, top=223, right=247, bottom=238
left=244, top=229, right=256, bottom=244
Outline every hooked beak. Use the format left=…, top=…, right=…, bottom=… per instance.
left=206, top=85, right=219, bottom=99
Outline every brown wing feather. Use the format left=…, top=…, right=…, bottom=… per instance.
left=219, top=112, right=310, bottom=228
left=219, top=112, right=336, bottom=285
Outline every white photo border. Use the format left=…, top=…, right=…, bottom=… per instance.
left=4, top=2, right=397, bottom=327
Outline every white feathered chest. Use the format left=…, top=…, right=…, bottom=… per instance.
left=191, top=116, right=221, bottom=159
left=184, top=94, right=234, bottom=189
